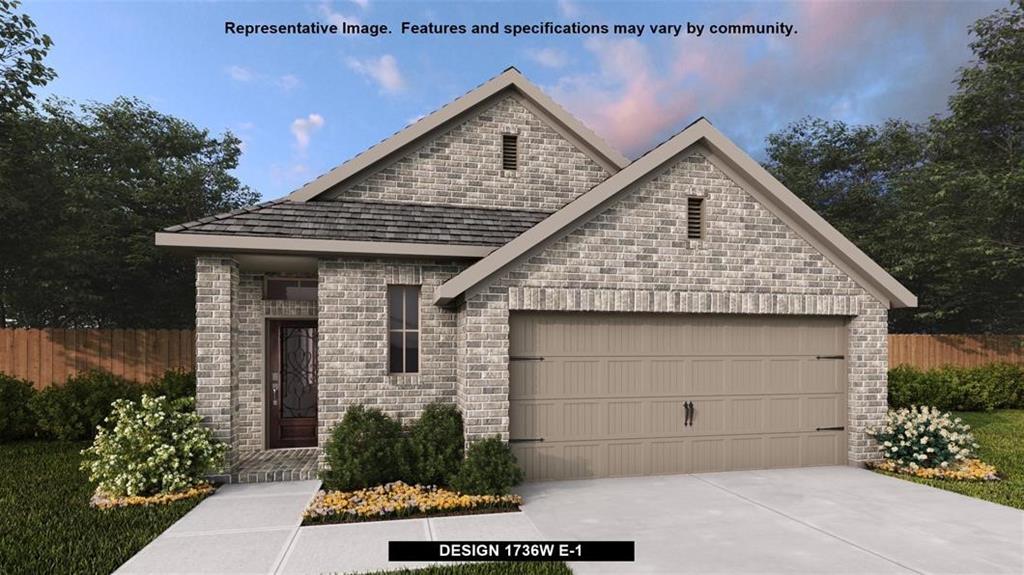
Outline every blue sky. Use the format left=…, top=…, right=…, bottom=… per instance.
left=29, top=0, right=1000, bottom=201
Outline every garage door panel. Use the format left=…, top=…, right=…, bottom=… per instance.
left=509, top=312, right=848, bottom=481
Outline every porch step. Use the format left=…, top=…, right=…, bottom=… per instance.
left=219, top=448, right=321, bottom=484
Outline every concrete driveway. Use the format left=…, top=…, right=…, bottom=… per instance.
left=519, top=466, right=1024, bottom=574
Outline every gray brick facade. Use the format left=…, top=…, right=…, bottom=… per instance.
left=454, top=152, right=889, bottom=463
left=322, top=95, right=610, bottom=211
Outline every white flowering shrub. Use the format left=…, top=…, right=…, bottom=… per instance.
left=81, top=395, right=228, bottom=497
left=867, top=406, right=978, bottom=470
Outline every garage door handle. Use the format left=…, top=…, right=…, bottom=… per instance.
left=509, top=438, right=544, bottom=443
left=816, top=426, right=845, bottom=431
left=816, top=355, right=845, bottom=360
left=683, top=401, right=694, bottom=426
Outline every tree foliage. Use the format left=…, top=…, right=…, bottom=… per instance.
left=0, top=98, right=258, bottom=327
left=765, top=2, right=1024, bottom=333
left=0, top=0, right=55, bottom=113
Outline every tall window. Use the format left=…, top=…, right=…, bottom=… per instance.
left=388, top=286, right=419, bottom=373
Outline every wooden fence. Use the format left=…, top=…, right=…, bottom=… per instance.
left=1, top=329, right=1022, bottom=389
left=0, top=329, right=195, bottom=389
left=888, top=334, right=1024, bottom=370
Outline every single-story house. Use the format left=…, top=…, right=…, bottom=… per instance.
left=156, top=67, right=916, bottom=483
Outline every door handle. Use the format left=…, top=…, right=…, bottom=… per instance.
left=683, top=401, right=694, bottom=426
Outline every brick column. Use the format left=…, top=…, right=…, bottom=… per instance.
left=847, top=297, right=889, bottom=464
left=458, top=285, right=511, bottom=442
left=195, top=256, right=238, bottom=450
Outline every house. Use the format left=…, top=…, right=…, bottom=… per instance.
left=156, top=67, right=916, bottom=483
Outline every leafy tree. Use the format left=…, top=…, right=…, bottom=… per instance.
left=0, top=98, right=258, bottom=327
left=765, top=1, right=1024, bottom=333
left=0, top=0, right=55, bottom=113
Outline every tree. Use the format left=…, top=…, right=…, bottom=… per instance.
left=0, top=97, right=259, bottom=327
left=764, top=1, right=1024, bottom=333
left=0, top=0, right=55, bottom=113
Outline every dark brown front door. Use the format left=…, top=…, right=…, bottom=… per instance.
left=266, top=320, right=318, bottom=448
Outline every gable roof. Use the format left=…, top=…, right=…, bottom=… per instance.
left=433, top=118, right=918, bottom=310
left=286, top=67, right=630, bottom=202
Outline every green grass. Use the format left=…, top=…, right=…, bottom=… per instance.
left=362, top=562, right=572, bottom=575
left=0, top=441, right=203, bottom=575
left=876, top=409, right=1024, bottom=510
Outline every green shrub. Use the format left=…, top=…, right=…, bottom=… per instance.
left=321, top=405, right=409, bottom=490
left=30, top=371, right=140, bottom=440
left=452, top=436, right=524, bottom=495
left=409, top=402, right=464, bottom=486
left=0, top=373, right=38, bottom=441
left=888, top=363, right=1024, bottom=411
left=80, top=395, right=227, bottom=497
left=868, top=406, right=978, bottom=470
left=146, top=370, right=196, bottom=400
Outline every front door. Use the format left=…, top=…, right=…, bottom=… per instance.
left=266, top=320, right=318, bottom=448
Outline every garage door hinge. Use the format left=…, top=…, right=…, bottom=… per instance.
left=509, top=356, right=545, bottom=361
left=815, top=355, right=845, bottom=360
left=815, top=426, right=845, bottom=431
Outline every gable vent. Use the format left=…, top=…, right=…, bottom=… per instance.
left=687, top=197, right=704, bottom=240
left=502, top=134, right=518, bottom=170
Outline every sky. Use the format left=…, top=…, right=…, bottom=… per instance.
left=27, top=0, right=1002, bottom=201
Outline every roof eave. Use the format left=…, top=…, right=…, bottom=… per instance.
left=155, top=232, right=494, bottom=259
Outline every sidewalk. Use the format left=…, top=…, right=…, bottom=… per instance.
left=116, top=480, right=544, bottom=575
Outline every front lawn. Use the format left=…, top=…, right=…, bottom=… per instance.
left=0, top=441, right=204, bottom=575
left=874, top=409, right=1024, bottom=510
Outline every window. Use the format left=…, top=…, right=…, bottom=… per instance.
left=686, top=197, right=704, bottom=240
left=388, top=285, right=419, bottom=373
left=502, top=134, right=518, bottom=170
left=265, top=277, right=317, bottom=301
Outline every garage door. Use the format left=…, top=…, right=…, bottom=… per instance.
left=509, top=312, right=848, bottom=481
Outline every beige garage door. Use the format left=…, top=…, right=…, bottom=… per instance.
left=509, top=312, right=848, bottom=481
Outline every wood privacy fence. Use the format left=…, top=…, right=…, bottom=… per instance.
left=888, top=334, right=1024, bottom=370
left=0, top=329, right=195, bottom=389
left=0, top=329, right=1021, bottom=389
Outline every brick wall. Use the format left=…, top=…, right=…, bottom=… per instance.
left=457, top=151, right=889, bottom=463
left=321, top=94, right=610, bottom=212
left=317, top=259, right=465, bottom=448
left=195, top=256, right=236, bottom=453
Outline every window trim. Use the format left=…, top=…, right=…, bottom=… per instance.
left=387, top=285, right=420, bottom=374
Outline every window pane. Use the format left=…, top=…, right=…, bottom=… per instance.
left=388, top=287, right=404, bottom=330
left=266, top=279, right=295, bottom=300
left=405, top=332, right=419, bottom=373
left=405, top=287, right=419, bottom=329
left=266, top=278, right=316, bottom=301
left=389, top=331, right=404, bottom=373
left=284, top=285, right=317, bottom=301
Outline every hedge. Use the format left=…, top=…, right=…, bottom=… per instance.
left=888, top=363, right=1024, bottom=412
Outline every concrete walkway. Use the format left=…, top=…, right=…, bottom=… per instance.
left=118, top=466, right=1024, bottom=574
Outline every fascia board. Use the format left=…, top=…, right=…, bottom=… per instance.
left=154, top=232, right=493, bottom=259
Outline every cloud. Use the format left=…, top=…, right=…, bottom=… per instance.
left=291, top=113, right=324, bottom=151
left=346, top=54, right=405, bottom=94
left=318, top=1, right=361, bottom=26
left=551, top=1, right=994, bottom=158
left=349, top=0, right=369, bottom=8
left=557, top=0, right=580, bottom=18
left=226, top=65, right=256, bottom=82
left=277, top=74, right=301, bottom=92
left=527, top=47, right=569, bottom=69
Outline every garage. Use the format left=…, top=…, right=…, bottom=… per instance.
left=509, top=312, right=849, bottom=481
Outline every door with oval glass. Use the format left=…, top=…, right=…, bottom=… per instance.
left=266, top=320, right=318, bottom=448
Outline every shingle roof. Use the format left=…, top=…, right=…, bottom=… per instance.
left=162, top=199, right=551, bottom=247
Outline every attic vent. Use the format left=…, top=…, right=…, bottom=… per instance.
left=686, top=197, right=704, bottom=240
left=502, top=134, right=518, bottom=170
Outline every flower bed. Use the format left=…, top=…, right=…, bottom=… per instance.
left=869, top=459, right=999, bottom=482
left=303, top=481, right=522, bottom=525
left=90, top=483, right=215, bottom=509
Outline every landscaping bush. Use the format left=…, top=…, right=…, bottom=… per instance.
left=888, top=363, right=1024, bottom=411
left=409, top=402, right=464, bottom=486
left=322, top=405, right=410, bottom=490
left=80, top=394, right=227, bottom=497
left=29, top=371, right=140, bottom=441
left=868, top=405, right=979, bottom=470
left=452, top=436, right=524, bottom=495
left=145, top=370, right=196, bottom=400
left=0, top=373, right=38, bottom=441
